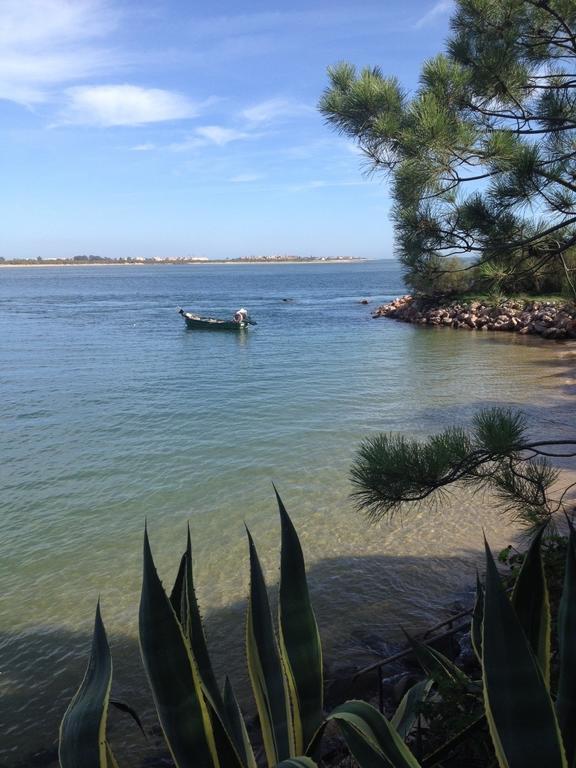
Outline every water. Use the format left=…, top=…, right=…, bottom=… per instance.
left=0, top=261, right=574, bottom=764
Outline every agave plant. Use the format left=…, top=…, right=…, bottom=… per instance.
left=59, top=492, right=576, bottom=768
left=59, top=491, right=430, bottom=768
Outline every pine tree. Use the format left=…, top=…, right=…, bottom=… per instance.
left=319, top=0, right=576, bottom=296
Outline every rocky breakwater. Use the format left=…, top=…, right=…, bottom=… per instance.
left=373, top=295, right=576, bottom=339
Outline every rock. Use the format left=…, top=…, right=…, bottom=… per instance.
left=359, top=299, right=370, bottom=305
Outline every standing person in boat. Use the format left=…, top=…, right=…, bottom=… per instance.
left=233, top=307, right=248, bottom=324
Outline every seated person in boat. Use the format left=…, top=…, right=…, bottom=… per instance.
left=233, top=307, right=248, bottom=323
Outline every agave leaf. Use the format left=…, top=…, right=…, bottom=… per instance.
left=471, top=573, right=484, bottom=664
left=223, top=677, right=257, bottom=768
left=391, top=679, right=433, bottom=741
left=276, top=489, right=323, bottom=753
left=59, top=602, right=112, bottom=768
left=483, top=540, right=567, bottom=768
left=105, top=743, right=120, bottom=768
left=511, top=525, right=551, bottom=686
left=276, top=759, right=319, bottom=768
left=404, top=633, right=470, bottom=688
left=557, top=524, right=576, bottom=767
left=139, top=528, right=215, bottom=768
left=169, top=551, right=187, bottom=622
left=246, top=527, right=293, bottom=767
left=324, top=700, right=422, bottom=768
left=182, top=527, right=226, bottom=716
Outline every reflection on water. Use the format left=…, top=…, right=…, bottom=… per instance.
left=0, top=262, right=575, bottom=763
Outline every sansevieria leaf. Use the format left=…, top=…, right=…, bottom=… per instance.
left=246, top=527, right=293, bottom=767
left=59, top=603, right=113, bottom=768
left=511, top=525, right=551, bottom=687
left=557, top=524, right=576, bottom=767
left=482, top=540, right=567, bottom=768
left=276, top=489, right=323, bottom=753
left=139, top=528, right=215, bottom=768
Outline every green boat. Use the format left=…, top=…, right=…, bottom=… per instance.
left=178, top=307, right=253, bottom=330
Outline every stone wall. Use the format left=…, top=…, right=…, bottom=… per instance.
left=373, top=295, right=576, bottom=339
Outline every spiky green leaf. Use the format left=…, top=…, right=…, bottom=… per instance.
left=483, top=541, right=567, bottom=768
left=276, top=490, right=323, bottom=753
left=392, top=679, right=433, bottom=741
left=223, top=677, right=257, bottom=768
left=557, top=525, right=576, bottom=767
left=59, top=603, right=112, bottom=768
left=276, top=758, right=319, bottom=768
left=182, top=527, right=226, bottom=716
left=511, top=525, right=551, bottom=686
left=324, top=700, right=422, bottom=768
left=245, top=528, right=293, bottom=767
left=404, top=633, right=470, bottom=689
left=139, top=528, right=214, bottom=768
left=471, top=573, right=484, bottom=664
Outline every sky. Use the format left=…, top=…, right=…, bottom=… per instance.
left=0, top=0, right=454, bottom=260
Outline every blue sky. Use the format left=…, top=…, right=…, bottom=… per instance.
left=0, top=0, right=453, bottom=260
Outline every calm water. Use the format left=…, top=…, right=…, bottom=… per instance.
left=1, top=261, right=574, bottom=764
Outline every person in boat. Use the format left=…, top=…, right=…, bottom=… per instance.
left=233, top=307, right=248, bottom=324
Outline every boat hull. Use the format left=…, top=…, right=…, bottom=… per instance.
left=179, top=309, right=249, bottom=330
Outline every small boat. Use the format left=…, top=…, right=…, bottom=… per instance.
left=177, top=307, right=253, bottom=330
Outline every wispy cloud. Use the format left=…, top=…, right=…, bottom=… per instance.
left=229, top=173, right=264, bottom=183
left=57, top=85, right=200, bottom=126
left=195, top=125, right=253, bottom=145
left=241, top=98, right=311, bottom=124
left=414, top=0, right=454, bottom=29
left=0, top=0, right=123, bottom=104
left=130, top=143, right=156, bottom=151
left=169, top=125, right=260, bottom=151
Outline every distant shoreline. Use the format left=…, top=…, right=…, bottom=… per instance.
left=0, top=258, right=368, bottom=269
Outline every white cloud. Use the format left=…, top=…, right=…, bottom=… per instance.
left=130, top=143, right=156, bottom=151
left=0, top=0, right=122, bottom=104
left=57, top=85, right=199, bottom=126
left=229, top=173, right=264, bottom=183
left=195, top=125, right=254, bottom=145
left=414, top=0, right=454, bottom=29
left=241, top=98, right=311, bottom=124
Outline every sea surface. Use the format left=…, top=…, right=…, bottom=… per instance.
left=1, top=261, right=574, bottom=765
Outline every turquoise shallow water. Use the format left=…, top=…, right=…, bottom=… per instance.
left=1, top=261, right=574, bottom=764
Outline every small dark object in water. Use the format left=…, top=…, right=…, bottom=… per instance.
left=282, top=298, right=294, bottom=302
left=177, top=307, right=255, bottom=330
left=360, top=299, right=370, bottom=305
